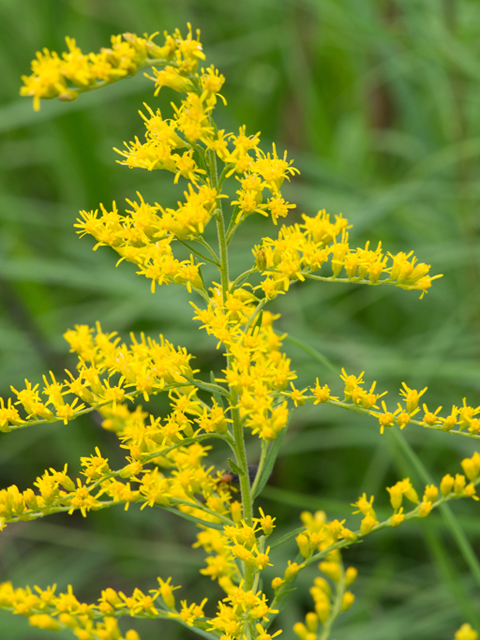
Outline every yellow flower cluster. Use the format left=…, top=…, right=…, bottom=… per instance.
left=76, top=96, right=299, bottom=296
left=0, top=581, right=144, bottom=639
left=352, top=451, right=480, bottom=535
left=20, top=26, right=205, bottom=111
left=76, top=191, right=213, bottom=293
left=295, top=370, right=480, bottom=441
left=0, top=323, right=196, bottom=432
left=254, top=213, right=441, bottom=300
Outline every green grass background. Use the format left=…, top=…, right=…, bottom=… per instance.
left=1, top=0, right=480, bottom=638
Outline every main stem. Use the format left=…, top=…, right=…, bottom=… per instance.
left=209, top=148, right=254, bottom=591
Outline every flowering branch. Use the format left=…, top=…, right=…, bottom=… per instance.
left=0, top=24, right=475, bottom=640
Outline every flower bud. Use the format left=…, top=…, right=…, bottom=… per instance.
left=341, top=591, right=355, bottom=611
left=440, top=474, right=454, bottom=496
left=305, top=612, right=318, bottom=632
left=345, top=567, right=358, bottom=586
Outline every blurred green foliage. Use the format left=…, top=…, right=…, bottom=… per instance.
left=1, top=0, right=480, bottom=638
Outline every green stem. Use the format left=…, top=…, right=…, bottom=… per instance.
left=231, top=392, right=254, bottom=591
left=206, top=147, right=250, bottom=520
left=206, top=137, right=255, bottom=592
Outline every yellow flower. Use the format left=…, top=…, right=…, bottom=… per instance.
left=311, top=380, right=337, bottom=404
left=0, top=397, right=24, bottom=432
left=461, top=452, right=480, bottom=481
left=255, top=507, right=276, bottom=536
left=255, top=622, right=282, bottom=640
left=360, top=513, right=378, bottom=535
left=399, top=382, right=427, bottom=413
left=422, top=403, right=442, bottom=426
left=454, top=623, right=478, bottom=640
left=374, top=400, right=396, bottom=434
left=149, top=65, right=194, bottom=94
left=345, top=567, right=358, bottom=586
left=200, top=65, right=226, bottom=104
left=351, top=493, right=376, bottom=517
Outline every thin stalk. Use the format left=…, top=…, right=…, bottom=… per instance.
left=176, top=238, right=219, bottom=266
left=230, top=391, right=255, bottom=593
left=207, top=146, right=250, bottom=514
left=243, top=298, right=268, bottom=333
left=229, top=268, right=258, bottom=292
left=195, top=235, right=221, bottom=263
left=289, top=394, right=480, bottom=442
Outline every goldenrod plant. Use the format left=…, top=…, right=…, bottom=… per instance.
left=0, top=25, right=478, bottom=640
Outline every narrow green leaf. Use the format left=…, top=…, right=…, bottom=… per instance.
left=252, top=427, right=287, bottom=499
left=210, top=371, right=225, bottom=408
left=270, top=525, right=305, bottom=551
left=284, top=334, right=338, bottom=373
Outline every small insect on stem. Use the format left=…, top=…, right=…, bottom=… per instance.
left=219, top=465, right=259, bottom=486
